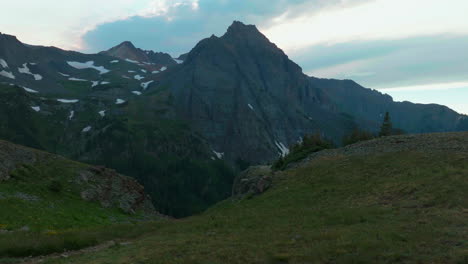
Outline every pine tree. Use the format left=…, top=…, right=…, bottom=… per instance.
left=379, top=112, right=393, bottom=137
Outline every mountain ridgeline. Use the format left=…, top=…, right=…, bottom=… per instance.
left=0, top=21, right=467, bottom=216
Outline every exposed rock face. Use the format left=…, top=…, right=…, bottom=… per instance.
left=0, top=140, right=49, bottom=181
left=101, top=41, right=176, bottom=67
left=161, top=21, right=354, bottom=164
left=232, top=165, right=273, bottom=198
left=0, top=139, right=156, bottom=215
left=309, top=77, right=468, bottom=133
left=77, top=166, right=155, bottom=214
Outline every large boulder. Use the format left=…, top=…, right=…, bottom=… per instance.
left=232, top=165, right=273, bottom=198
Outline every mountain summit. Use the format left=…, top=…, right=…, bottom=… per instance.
left=101, top=41, right=177, bottom=67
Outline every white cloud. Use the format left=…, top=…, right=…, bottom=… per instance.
left=263, top=0, right=468, bottom=53
left=378, top=80, right=468, bottom=92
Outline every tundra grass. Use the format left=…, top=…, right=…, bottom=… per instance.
left=46, top=151, right=468, bottom=264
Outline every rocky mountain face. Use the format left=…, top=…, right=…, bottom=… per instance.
left=1, top=22, right=467, bottom=216
left=0, top=139, right=155, bottom=215
left=160, top=21, right=356, bottom=164
left=309, top=77, right=468, bottom=133
left=101, top=41, right=178, bottom=69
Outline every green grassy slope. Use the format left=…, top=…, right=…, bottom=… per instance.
left=44, top=133, right=468, bottom=264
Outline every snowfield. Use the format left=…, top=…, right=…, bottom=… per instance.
left=22, top=87, right=39, bottom=93
left=0, top=59, right=8, bottom=68
left=18, top=63, right=43, bottom=80
left=82, top=126, right=92, bottom=133
left=0, top=70, right=15, bottom=79
left=160, top=66, right=167, bottom=71
left=115, top=99, right=126, bottom=105
left=67, top=61, right=110, bottom=74
left=57, top=99, right=79, bottom=103
left=69, top=77, right=88, bottom=81
left=275, top=141, right=290, bottom=157
left=141, top=80, right=154, bottom=90
left=134, top=75, right=144, bottom=80
left=132, top=91, right=142, bottom=95
left=99, top=110, right=106, bottom=117
left=110, top=60, right=119, bottom=63
left=125, top=58, right=139, bottom=64
left=68, top=110, right=74, bottom=120
left=212, top=150, right=225, bottom=159
left=31, top=106, right=40, bottom=112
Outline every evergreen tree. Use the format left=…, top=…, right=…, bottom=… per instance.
left=379, top=112, right=393, bottom=137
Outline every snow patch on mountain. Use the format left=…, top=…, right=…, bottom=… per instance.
left=91, top=81, right=99, bottom=87
left=59, top=72, right=70, bottom=77
left=0, top=59, right=8, bottom=68
left=174, top=58, right=183, bottom=64
left=22, top=86, right=39, bottom=93
left=100, top=81, right=110, bottom=85
left=248, top=104, right=254, bottom=110
left=132, top=91, right=142, bottom=95
left=141, top=80, right=154, bottom=90
left=67, top=61, right=110, bottom=74
left=275, top=141, right=289, bottom=157
left=141, top=69, right=147, bottom=73
left=69, top=77, right=88, bottom=81
left=125, top=59, right=139, bottom=64
left=115, top=99, right=126, bottom=105
left=110, top=60, right=119, bottom=63
left=82, top=126, right=92, bottom=133
left=160, top=66, right=167, bottom=71
left=68, top=110, right=74, bottom=120
left=134, top=75, right=144, bottom=80
left=31, top=106, right=40, bottom=112
left=18, top=63, right=42, bottom=80
left=152, top=71, right=159, bottom=74
left=57, top=99, right=79, bottom=103
left=212, top=150, right=224, bottom=159
left=99, top=110, right=106, bottom=117
left=0, top=70, right=15, bottom=79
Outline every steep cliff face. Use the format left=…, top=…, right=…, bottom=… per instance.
left=160, top=21, right=355, bottom=164
left=309, top=77, right=468, bottom=133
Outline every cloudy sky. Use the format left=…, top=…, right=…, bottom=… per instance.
left=1, top=0, right=467, bottom=113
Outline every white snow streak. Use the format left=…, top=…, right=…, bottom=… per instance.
left=57, top=99, right=79, bottom=103
left=132, top=91, right=142, bottom=95
left=98, top=110, right=106, bottom=117
left=68, top=110, right=75, bottom=120
left=31, top=106, right=40, bottom=112
left=115, top=99, right=126, bottom=105
left=82, top=126, right=92, bottom=133
left=22, top=86, right=39, bottom=93
left=140, top=80, right=154, bottom=90
left=212, top=150, right=224, bottom=159
left=0, top=59, right=8, bottom=68
left=134, top=75, right=144, bottom=80
left=0, top=70, right=15, bottom=79
left=18, top=63, right=42, bottom=80
left=67, top=61, right=110, bottom=74
left=275, top=141, right=290, bottom=157
left=68, top=77, right=88, bottom=81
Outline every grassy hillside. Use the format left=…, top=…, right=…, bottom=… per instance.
left=0, top=140, right=162, bottom=259
left=33, top=132, right=468, bottom=264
